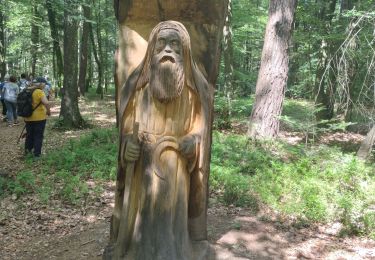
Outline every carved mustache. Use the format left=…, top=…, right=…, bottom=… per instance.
left=159, top=55, right=176, bottom=63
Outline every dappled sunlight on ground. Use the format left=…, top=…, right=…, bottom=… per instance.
left=210, top=207, right=375, bottom=259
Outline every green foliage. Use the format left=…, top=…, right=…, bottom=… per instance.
left=6, top=171, right=35, bottom=196
left=210, top=130, right=375, bottom=237
left=1, top=128, right=118, bottom=204
left=214, top=95, right=254, bottom=130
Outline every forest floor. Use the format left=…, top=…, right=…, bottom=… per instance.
left=0, top=95, right=374, bottom=260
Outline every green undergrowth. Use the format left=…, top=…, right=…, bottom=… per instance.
left=1, top=128, right=118, bottom=204
left=210, top=131, right=375, bottom=238
left=1, top=116, right=374, bottom=238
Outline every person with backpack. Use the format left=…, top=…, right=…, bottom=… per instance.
left=0, top=74, right=9, bottom=121
left=23, top=80, right=51, bottom=157
left=2, top=75, right=20, bottom=126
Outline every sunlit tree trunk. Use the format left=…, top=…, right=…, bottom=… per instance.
left=60, top=0, right=84, bottom=128
left=247, top=0, right=297, bottom=139
left=221, top=0, right=233, bottom=129
left=78, top=2, right=91, bottom=96
left=357, top=124, right=375, bottom=159
left=46, top=0, right=63, bottom=88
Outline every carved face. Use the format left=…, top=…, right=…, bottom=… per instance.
left=154, top=29, right=183, bottom=63
left=150, top=29, right=185, bottom=103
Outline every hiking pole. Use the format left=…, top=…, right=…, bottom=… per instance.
left=17, top=125, right=26, bottom=144
left=115, top=122, right=139, bottom=258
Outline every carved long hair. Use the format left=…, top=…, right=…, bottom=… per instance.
left=135, top=21, right=198, bottom=93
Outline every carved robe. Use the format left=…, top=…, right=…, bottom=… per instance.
left=119, top=83, right=201, bottom=259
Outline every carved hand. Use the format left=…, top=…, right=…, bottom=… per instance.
left=179, top=135, right=197, bottom=158
left=125, top=139, right=140, bottom=162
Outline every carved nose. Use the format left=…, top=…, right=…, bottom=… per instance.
left=165, top=45, right=172, bottom=53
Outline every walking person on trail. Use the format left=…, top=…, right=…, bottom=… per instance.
left=0, top=74, right=9, bottom=121
left=2, top=75, right=20, bottom=126
left=23, top=79, right=51, bottom=157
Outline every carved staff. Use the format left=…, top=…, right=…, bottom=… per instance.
left=115, top=122, right=139, bottom=258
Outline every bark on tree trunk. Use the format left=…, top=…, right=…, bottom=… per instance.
left=46, top=0, right=63, bottom=88
left=247, top=0, right=297, bottom=139
left=60, top=0, right=84, bottom=128
left=357, top=124, right=375, bottom=159
left=78, top=2, right=91, bottom=96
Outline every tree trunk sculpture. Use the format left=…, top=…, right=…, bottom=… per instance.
left=107, top=1, right=228, bottom=259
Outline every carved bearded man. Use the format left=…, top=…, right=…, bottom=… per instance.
left=106, top=21, right=213, bottom=260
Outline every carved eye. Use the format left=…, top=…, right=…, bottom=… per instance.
left=155, top=38, right=166, bottom=52
left=171, top=40, right=181, bottom=53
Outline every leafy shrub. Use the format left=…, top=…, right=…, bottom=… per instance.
left=7, top=171, right=35, bottom=196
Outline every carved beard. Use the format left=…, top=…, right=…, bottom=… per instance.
left=150, top=56, right=185, bottom=103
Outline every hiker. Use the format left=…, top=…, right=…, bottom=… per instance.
left=3, top=75, right=20, bottom=126
left=18, top=73, right=29, bottom=91
left=0, top=75, right=9, bottom=121
left=23, top=79, right=51, bottom=157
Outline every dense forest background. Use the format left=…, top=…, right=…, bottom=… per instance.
left=1, top=0, right=374, bottom=133
left=0, top=0, right=375, bottom=136
left=1, top=0, right=375, bottom=255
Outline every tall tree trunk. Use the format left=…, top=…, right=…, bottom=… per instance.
left=31, top=4, right=40, bottom=77
left=90, top=24, right=102, bottom=98
left=46, top=0, right=63, bottom=88
left=60, top=0, right=84, bottom=128
left=357, top=124, right=375, bottom=159
left=247, top=0, right=297, bottom=139
left=221, top=0, right=234, bottom=129
left=85, top=44, right=92, bottom=92
left=78, top=2, right=91, bottom=96
left=0, top=3, right=6, bottom=80
left=91, top=0, right=103, bottom=99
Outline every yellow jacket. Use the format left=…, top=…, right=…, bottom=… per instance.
left=24, top=88, right=47, bottom=121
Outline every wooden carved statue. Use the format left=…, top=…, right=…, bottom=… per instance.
left=105, top=21, right=213, bottom=260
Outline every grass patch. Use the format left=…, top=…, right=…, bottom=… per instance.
left=2, top=128, right=118, bottom=204
left=211, top=131, right=375, bottom=237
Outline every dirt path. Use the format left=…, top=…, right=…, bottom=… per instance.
left=1, top=98, right=374, bottom=260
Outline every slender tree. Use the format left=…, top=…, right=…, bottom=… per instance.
left=31, top=4, right=40, bottom=76
left=78, top=1, right=91, bottom=96
left=222, top=0, right=234, bottom=129
left=60, top=0, right=84, bottom=128
left=46, top=0, right=64, bottom=88
left=91, top=0, right=103, bottom=99
left=247, top=0, right=297, bottom=139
